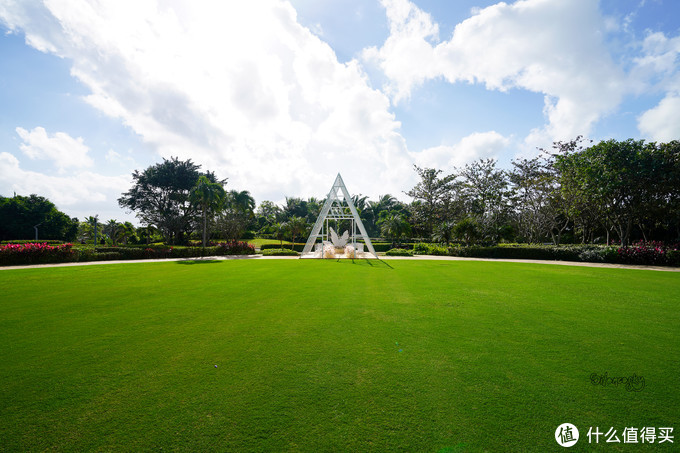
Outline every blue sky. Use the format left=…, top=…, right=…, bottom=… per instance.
left=1, top=0, right=679, bottom=224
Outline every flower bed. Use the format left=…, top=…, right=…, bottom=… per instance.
left=0, top=241, right=256, bottom=266
left=0, top=242, right=77, bottom=265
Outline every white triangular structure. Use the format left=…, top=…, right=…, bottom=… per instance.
left=302, top=174, right=378, bottom=259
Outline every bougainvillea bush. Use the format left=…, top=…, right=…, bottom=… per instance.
left=617, top=241, right=680, bottom=266
left=0, top=241, right=256, bottom=266
left=0, top=242, right=77, bottom=265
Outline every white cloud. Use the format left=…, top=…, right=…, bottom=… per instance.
left=411, top=131, right=510, bottom=170
left=364, top=0, right=626, bottom=142
left=0, top=151, right=131, bottom=221
left=638, top=95, right=680, bottom=142
left=634, top=30, right=680, bottom=141
left=0, top=0, right=416, bottom=203
left=362, top=0, right=440, bottom=102
left=16, top=126, right=93, bottom=172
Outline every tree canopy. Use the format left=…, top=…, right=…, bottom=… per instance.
left=118, top=157, right=223, bottom=244
left=0, top=194, right=78, bottom=242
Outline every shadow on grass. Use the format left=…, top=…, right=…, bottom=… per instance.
left=175, top=259, right=223, bottom=265
left=330, top=258, right=394, bottom=269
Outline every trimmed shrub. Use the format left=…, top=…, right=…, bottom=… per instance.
left=413, top=242, right=430, bottom=254
left=260, top=243, right=306, bottom=252
left=412, top=243, right=449, bottom=255
left=260, top=248, right=299, bottom=256
left=1, top=239, right=64, bottom=245
left=385, top=248, right=414, bottom=256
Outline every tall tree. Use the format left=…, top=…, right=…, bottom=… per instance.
left=406, top=166, right=457, bottom=239
left=553, top=139, right=657, bottom=245
left=509, top=156, right=557, bottom=243
left=217, top=190, right=256, bottom=240
left=0, top=194, right=78, bottom=241
left=459, top=159, right=512, bottom=243
left=118, top=157, right=220, bottom=244
left=284, top=216, right=308, bottom=249
left=190, top=175, right=226, bottom=247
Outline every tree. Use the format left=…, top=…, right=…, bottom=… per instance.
left=453, top=217, right=480, bottom=245
left=217, top=190, right=256, bottom=240
left=433, top=221, right=456, bottom=245
left=378, top=212, right=411, bottom=245
left=256, top=201, right=282, bottom=224
left=282, top=197, right=308, bottom=221
left=103, top=219, right=121, bottom=245
left=459, top=159, right=512, bottom=243
left=118, top=157, right=221, bottom=244
left=271, top=222, right=286, bottom=248
left=119, top=222, right=137, bottom=245
left=190, top=175, right=226, bottom=247
left=509, top=156, right=558, bottom=243
left=0, top=194, right=78, bottom=241
left=406, top=166, right=458, bottom=239
left=553, top=138, right=659, bottom=245
left=284, top=216, right=308, bottom=249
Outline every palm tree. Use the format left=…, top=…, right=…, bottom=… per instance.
left=284, top=216, right=308, bottom=250
left=228, top=190, right=256, bottom=214
left=119, top=221, right=136, bottom=245
left=190, top=175, right=226, bottom=247
left=433, top=221, right=455, bottom=245
left=137, top=224, right=157, bottom=245
left=272, top=222, right=286, bottom=248
left=378, top=212, right=411, bottom=246
left=85, top=215, right=99, bottom=245
left=219, top=190, right=256, bottom=240
left=103, top=219, right=121, bottom=245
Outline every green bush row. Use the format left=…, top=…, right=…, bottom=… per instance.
left=260, top=242, right=416, bottom=253
left=260, top=248, right=299, bottom=256
left=1, top=239, right=64, bottom=245
left=411, top=242, right=680, bottom=266
left=385, top=248, right=414, bottom=256
left=260, top=243, right=306, bottom=252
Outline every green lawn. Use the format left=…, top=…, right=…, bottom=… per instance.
left=0, top=260, right=678, bottom=451
left=247, top=238, right=291, bottom=248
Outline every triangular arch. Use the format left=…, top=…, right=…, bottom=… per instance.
left=302, top=174, right=378, bottom=258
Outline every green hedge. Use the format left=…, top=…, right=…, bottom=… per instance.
left=1, top=239, right=64, bottom=245
left=264, top=242, right=416, bottom=253
left=411, top=242, right=679, bottom=266
left=260, top=248, right=299, bottom=256
left=260, top=243, right=306, bottom=252
left=385, top=248, right=414, bottom=256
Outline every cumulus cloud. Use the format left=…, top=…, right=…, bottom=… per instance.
left=411, top=131, right=510, bottom=171
left=364, top=0, right=626, bottom=142
left=16, top=126, right=93, bottom=172
left=0, top=151, right=131, bottom=220
left=635, top=30, right=680, bottom=142
left=0, top=0, right=415, bottom=202
left=638, top=95, right=680, bottom=142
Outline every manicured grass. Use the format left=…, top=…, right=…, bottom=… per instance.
left=0, top=260, right=678, bottom=451
left=247, top=238, right=291, bottom=248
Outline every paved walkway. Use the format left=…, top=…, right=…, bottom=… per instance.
left=1, top=254, right=678, bottom=272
